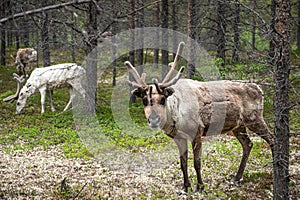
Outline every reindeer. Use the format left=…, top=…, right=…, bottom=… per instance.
left=4, top=63, right=85, bottom=114
left=126, top=42, right=274, bottom=194
left=12, top=48, right=37, bottom=77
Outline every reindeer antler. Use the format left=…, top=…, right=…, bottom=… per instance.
left=3, top=73, right=25, bottom=103
left=157, top=42, right=185, bottom=89
left=126, top=41, right=185, bottom=96
left=161, top=41, right=185, bottom=85
left=125, top=61, right=147, bottom=88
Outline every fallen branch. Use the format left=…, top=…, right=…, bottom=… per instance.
left=73, top=182, right=87, bottom=199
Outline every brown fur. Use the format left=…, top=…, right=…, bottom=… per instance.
left=14, top=48, right=37, bottom=77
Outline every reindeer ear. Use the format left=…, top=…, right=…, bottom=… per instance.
left=164, top=87, right=175, bottom=97
left=131, top=87, right=147, bottom=98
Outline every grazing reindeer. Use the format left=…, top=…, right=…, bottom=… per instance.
left=12, top=48, right=37, bottom=77
left=4, top=63, right=85, bottom=114
left=126, top=42, right=274, bottom=193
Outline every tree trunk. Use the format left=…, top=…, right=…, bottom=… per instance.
left=16, top=31, right=20, bottom=50
left=232, top=0, right=240, bottom=62
left=153, top=0, right=160, bottom=68
left=187, top=0, right=196, bottom=78
left=0, top=1, right=7, bottom=66
left=269, top=0, right=276, bottom=65
left=41, top=1, right=50, bottom=67
left=297, top=0, right=300, bottom=50
left=22, top=17, right=30, bottom=47
left=85, top=1, right=98, bottom=114
left=71, top=12, right=76, bottom=63
left=128, top=0, right=136, bottom=103
left=171, top=0, right=177, bottom=60
left=128, top=0, right=135, bottom=65
left=161, top=0, right=169, bottom=78
left=112, top=0, right=118, bottom=86
left=136, top=1, right=144, bottom=68
left=252, top=0, right=257, bottom=50
left=216, top=0, right=226, bottom=65
left=272, top=0, right=290, bottom=199
left=0, top=28, right=6, bottom=66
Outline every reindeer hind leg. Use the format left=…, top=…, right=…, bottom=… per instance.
left=64, top=87, right=75, bottom=111
left=48, top=89, right=56, bottom=112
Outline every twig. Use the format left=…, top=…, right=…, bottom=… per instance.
left=73, top=182, right=88, bottom=199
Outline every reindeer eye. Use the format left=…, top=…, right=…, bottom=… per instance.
left=142, top=98, right=148, bottom=106
left=160, top=97, right=165, bottom=105
left=17, top=102, right=20, bottom=106
left=20, top=93, right=23, bottom=96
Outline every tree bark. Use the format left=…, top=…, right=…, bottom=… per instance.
left=136, top=1, right=144, bottom=68
left=187, top=0, right=196, bottom=78
left=153, top=0, right=160, bottom=68
left=269, top=0, right=276, bottom=65
left=232, top=0, right=240, bottom=62
left=297, top=0, right=300, bottom=50
left=216, top=0, right=226, bottom=65
left=85, top=1, right=98, bottom=114
left=0, top=0, right=7, bottom=66
left=171, top=0, right=177, bottom=60
left=0, top=28, right=6, bottom=66
left=272, top=0, right=290, bottom=199
left=161, top=0, right=169, bottom=78
left=252, top=0, right=257, bottom=50
left=128, top=0, right=135, bottom=65
left=41, top=1, right=50, bottom=67
left=128, top=0, right=136, bottom=103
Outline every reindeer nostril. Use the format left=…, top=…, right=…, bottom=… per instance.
left=148, top=109, right=161, bottom=128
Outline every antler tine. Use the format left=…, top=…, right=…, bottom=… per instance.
left=162, top=42, right=185, bottom=84
left=13, top=73, right=25, bottom=83
left=172, top=41, right=185, bottom=70
left=125, top=61, right=147, bottom=87
left=3, top=73, right=25, bottom=103
left=159, top=66, right=185, bottom=89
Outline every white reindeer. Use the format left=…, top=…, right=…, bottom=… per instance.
left=12, top=48, right=37, bottom=77
left=126, top=42, right=274, bottom=193
left=5, top=63, right=85, bottom=114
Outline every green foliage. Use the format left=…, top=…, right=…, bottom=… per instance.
left=240, top=31, right=269, bottom=52
left=215, top=59, right=270, bottom=80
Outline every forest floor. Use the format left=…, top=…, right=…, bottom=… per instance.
left=0, top=136, right=299, bottom=199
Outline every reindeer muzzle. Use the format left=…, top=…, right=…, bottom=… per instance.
left=147, top=109, right=161, bottom=129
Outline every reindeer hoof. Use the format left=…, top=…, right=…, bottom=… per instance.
left=177, top=190, right=188, bottom=197
left=195, top=184, right=205, bottom=193
left=231, top=178, right=243, bottom=186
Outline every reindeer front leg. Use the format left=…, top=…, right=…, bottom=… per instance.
left=174, top=137, right=190, bottom=194
left=39, top=87, right=47, bottom=114
left=23, top=63, right=29, bottom=77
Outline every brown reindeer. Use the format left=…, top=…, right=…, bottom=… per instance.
left=12, top=48, right=37, bottom=77
left=126, top=42, right=274, bottom=194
